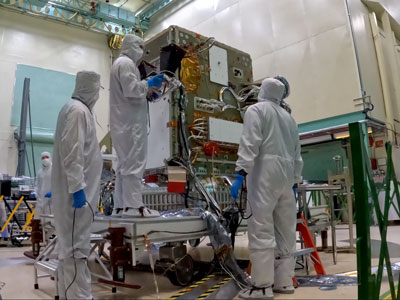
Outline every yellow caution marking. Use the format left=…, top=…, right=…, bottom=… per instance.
left=22, top=206, right=35, bottom=232
left=344, top=271, right=358, bottom=276
left=168, top=274, right=224, bottom=300
left=195, top=277, right=232, bottom=299
left=1, top=196, right=24, bottom=232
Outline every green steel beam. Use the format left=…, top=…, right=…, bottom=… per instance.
left=299, top=111, right=366, bottom=134
left=349, top=122, right=375, bottom=300
left=375, top=142, right=396, bottom=299
left=350, top=122, right=400, bottom=299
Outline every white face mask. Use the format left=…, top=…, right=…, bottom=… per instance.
left=42, top=158, right=51, bottom=168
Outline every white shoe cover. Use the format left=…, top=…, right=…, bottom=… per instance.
left=238, top=286, right=273, bottom=299
left=140, top=207, right=160, bottom=218
left=273, top=285, right=295, bottom=294
left=122, top=207, right=160, bottom=218
left=122, top=208, right=142, bottom=217
left=111, top=208, right=123, bottom=218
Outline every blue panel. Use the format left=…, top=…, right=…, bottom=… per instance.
left=11, top=64, right=75, bottom=176
left=11, top=64, right=75, bottom=129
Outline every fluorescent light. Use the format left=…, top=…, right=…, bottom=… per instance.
left=300, top=135, right=332, bottom=145
left=334, top=129, right=372, bottom=140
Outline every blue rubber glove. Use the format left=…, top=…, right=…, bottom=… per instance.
left=73, top=189, right=86, bottom=208
left=230, top=174, right=245, bottom=200
left=44, top=192, right=52, bottom=198
left=147, top=74, right=164, bottom=88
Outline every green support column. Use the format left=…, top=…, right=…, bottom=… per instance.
left=349, top=122, right=375, bottom=300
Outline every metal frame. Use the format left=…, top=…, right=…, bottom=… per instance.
left=297, top=184, right=340, bottom=264
left=0, top=0, right=139, bottom=34
left=41, top=213, right=247, bottom=267
left=349, top=122, right=400, bottom=300
left=34, top=235, right=115, bottom=298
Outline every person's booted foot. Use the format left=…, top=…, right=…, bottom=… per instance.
left=122, top=207, right=160, bottom=218
left=238, top=286, right=274, bottom=299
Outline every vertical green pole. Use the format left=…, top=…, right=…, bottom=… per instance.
left=349, top=122, right=374, bottom=300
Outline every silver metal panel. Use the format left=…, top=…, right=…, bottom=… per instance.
left=208, top=117, right=243, bottom=144
left=209, top=45, right=228, bottom=86
left=146, top=95, right=171, bottom=169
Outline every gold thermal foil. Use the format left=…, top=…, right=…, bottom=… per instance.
left=180, top=54, right=201, bottom=93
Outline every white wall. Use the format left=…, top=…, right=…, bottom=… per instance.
left=0, top=9, right=111, bottom=175
left=146, top=0, right=365, bottom=125
left=379, top=0, right=400, bottom=23
left=347, top=0, right=386, bottom=121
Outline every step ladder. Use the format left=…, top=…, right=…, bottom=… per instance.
left=33, top=237, right=59, bottom=299
left=246, top=212, right=326, bottom=286
left=33, top=234, right=115, bottom=300
left=296, top=212, right=326, bottom=275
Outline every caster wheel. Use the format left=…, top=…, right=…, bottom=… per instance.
left=34, top=283, right=39, bottom=289
left=112, top=287, right=117, bottom=293
left=167, top=255, right=194, bottom=286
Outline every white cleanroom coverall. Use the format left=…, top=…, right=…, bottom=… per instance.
left=52, top=71, right=103, bottom=299
left=110, top=34, right=149, bottom=212
left=236, top=78, right=303, bottom=290
left=34, top=152, right=52, bottom=219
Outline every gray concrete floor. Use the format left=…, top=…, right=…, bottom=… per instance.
left=0, top=224, right=399, bottom=299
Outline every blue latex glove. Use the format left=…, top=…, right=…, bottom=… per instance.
left=73, top=189, right=86, bottom=208
left=44, top=192, right=52, bottom=198
left=147, top=74, right=164, bottom=88
left=230, top=174, right=245, bottom=200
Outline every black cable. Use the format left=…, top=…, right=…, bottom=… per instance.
left=86, top=201, right=95, bottom=222
left=184, top=180, right=190, bottom=208
left=64, top=200, right=95, bottom=298
left=65, top=208, right=77, bottom=299
left=27, top=93, right=36, bottom=177
left=179, top=193, right=205, bottom=202
left=238, top=180, right=252, bottom=220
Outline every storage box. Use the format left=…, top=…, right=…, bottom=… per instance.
left=167, top=166, right=186, bottom=193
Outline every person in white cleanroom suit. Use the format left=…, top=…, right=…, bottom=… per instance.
left=231, top=77, right=303, bottom=299
left=110, top=34, right=164, bottom=218
left=33, top=151, right=52, bottom=219
left=52, top=71, right=103, bottom=299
